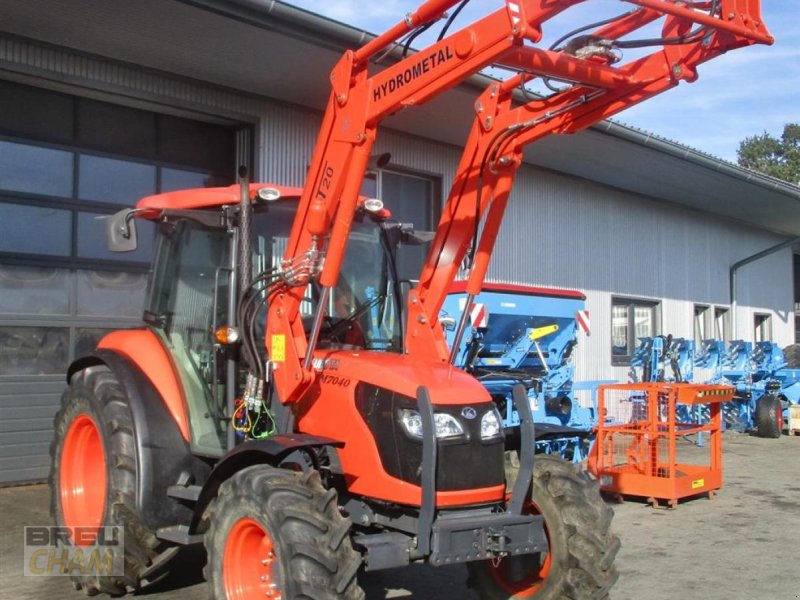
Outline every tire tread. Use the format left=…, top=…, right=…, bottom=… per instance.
left=205, top=465, right=365, bottom=600
left=49, top=366, right=172, bottom=596
left=468, top=454, right=619, bottom=600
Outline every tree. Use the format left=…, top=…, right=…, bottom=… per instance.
left=737, top=123, right=800, bottom=185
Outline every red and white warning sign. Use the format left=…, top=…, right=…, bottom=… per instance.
left=471, top=303, right=488, bottom=328
left=576, top=310, right=590, bottom=335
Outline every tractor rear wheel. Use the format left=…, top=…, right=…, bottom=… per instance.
left=204, top=465, right=364, bottom=600
left=783, top=344, right=800, bottom=369
left=755, top=393, right=783, bottom=438
left=50, top=366, right=171, bottom=595
left=467, top=454, right=620, bottom=600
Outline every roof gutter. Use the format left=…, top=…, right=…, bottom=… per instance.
left=177, top=0, right=498, bottom=91
left=181, top=0, right=374, bottom=49
left=184, top=0, right=800, bottom=204
left=730, top=236, right=800, bottom=339
left=596, top=121, right=800, bottom=201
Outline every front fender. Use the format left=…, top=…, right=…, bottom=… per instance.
left=190, top=435, right=343, bottom=532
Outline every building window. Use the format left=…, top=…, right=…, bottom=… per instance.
left=694, top=305, right=710, bottom=346
left=363, top=167, right=441, bottom=281
left=795, top=303, right=800, bottom=344
left=754, top=313, right=772, bottom=342
left=714, top=307, right=730, bottom=343
left=612, top=297, right=659, bottom=364
left=0, top=79, right=242, bottom=377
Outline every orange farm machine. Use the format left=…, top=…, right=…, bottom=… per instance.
left=51, top=1, right=771, bottom=598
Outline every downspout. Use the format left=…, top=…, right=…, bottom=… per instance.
left=730, top=237, right=800, bottom=339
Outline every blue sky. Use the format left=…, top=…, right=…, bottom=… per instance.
left=285, top=1, right=797, bottom=162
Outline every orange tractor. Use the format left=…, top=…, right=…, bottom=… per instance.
left=51, top=1, right=770, bottom=598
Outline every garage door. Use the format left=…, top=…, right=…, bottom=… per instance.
left=0, top=79, right=239, bottom=485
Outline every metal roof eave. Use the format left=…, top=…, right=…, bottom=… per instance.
left=201, top=0, right=800, bottom=215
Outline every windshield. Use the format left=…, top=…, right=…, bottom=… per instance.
left=251, top=208, right=402, bottom=353
left=324, top=218, right=401, bottom=352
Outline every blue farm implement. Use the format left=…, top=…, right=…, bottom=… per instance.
left=703, top=340, right=800, bottom=437
left=443, top=283, right=609, bottom=462
left=632, top=336, right=800, bottom=438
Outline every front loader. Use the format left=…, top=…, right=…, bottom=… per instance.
left=51, top=1, right=771, bottom=598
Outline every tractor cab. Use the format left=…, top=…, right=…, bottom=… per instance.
left=108, top=184, right=407, bottom=456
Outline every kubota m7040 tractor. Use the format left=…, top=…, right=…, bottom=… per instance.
left=51, top=1, right=771, bottom=598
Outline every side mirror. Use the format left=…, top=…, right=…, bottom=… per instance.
left=400, top=225, right=435, bottom=246
left=105, top=209, right=138, bottom=252
left=440, top=316, right=456, bottom=331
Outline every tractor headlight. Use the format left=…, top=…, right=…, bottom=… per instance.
left=480, top=408, right=503, bottom=440
left=398, top=409, right=465, bottom=440
left=398, top=408, right=423, bottom=438
left=434, top=412, right=465, bottom=439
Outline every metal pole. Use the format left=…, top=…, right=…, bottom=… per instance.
left=238, top=166, right=252, bottom=292
left=449, top=293, right=474, bottom=364
left=730, top=236, right=800, bottom=339
left=304, top=287, right=331, bottom=371
left=532, top=340, right=550, bottom=374
left=226, top=227, right=240, bottom=452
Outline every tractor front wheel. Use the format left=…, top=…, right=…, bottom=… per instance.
left=755, top=393, right=783, bottom=438
left=50, top=366, right=171, bottom=595
left=204, top=465, right=364, bottom=600
left=467, top=454, right=620, bottom=600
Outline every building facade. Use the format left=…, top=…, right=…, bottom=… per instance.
left=1, top=0, right=798, bottom=484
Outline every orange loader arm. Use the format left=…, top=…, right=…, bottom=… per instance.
left=267, top=0, right=772, bottom=402
left=407, top=0, right=773, bottom=361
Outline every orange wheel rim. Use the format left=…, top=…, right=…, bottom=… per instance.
left=60, top=414, right=107, bottom=545
left=223, top=517, right=282, bottom=600
left=488, top=502, right=551, bottom=598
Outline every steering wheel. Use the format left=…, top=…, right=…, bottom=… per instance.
left=325, top=293, right=385, bottom=342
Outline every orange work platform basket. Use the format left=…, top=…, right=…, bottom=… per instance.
left=588, top=382, right=734, bottom=509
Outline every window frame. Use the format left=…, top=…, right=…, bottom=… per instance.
left=0, top=82, right=245, bottom=379
left=693, top=304, right=711, bottom=347
left=754, top=312, right=772, bottom=343
left=365, top=166, right=442, bottom=283
left=713, top=306, right=731, bottom=343
left=367, top=165, right=442, bottom=227
left=611, top=296, right=661, bottom=365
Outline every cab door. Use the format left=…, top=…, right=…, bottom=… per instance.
left=145, top=215, right=232, bottom=456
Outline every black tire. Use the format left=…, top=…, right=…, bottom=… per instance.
left=50, top=366, right=172, bottom=595
left=204, top=464, right=364, bottom=600
left=783, top=344, right=800, bottom=369
left=755, top=393, right=783, bottom=438
left=467, top=454, right=620, bottom=600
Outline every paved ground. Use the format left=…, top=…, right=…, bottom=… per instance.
left=2, top=432, right=799, bottom=600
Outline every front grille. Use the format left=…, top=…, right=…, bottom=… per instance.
left=355, top=383, right=504, bottom=492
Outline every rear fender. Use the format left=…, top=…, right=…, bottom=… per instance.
left=67, top=350, right=211, bottom=531
left=97, top=329, right=190, bottom=441
left=190, top=435, right=343, bottom=532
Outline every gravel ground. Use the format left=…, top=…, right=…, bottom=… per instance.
left=1, top=432, right=798, bottom=600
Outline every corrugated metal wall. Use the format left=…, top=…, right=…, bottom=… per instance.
left=250, top=97, right=794, bottom=386
left=489, top=167, right=793, bottom=382
left=0, top=380, right=63, bottom=484
left=0, top=35, right=794, bottom=483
